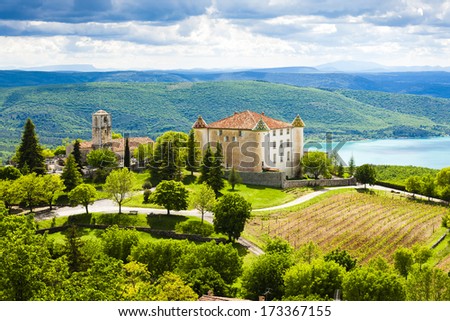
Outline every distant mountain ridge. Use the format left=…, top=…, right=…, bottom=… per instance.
left=1, top=68, right=450, bottom=98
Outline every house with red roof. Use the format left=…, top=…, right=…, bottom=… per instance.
left=192, top=110, right=305, bottom=178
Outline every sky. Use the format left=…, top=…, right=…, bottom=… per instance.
left=1, top=0, right=450, bottom=70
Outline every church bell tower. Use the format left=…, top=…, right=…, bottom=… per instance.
left=92, top=110, right=112, bottom=148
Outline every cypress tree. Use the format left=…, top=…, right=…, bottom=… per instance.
left=199, top=144, right=213, bottom=183
left=17, top=118, right=46, bottom=175
left=124, top=137, right=131, bottom=169
left=208, top=143, right=225, bottom=197
left=61, top=154, right=83, bottom=192
left=228, top=166, right=242, bottom=191
left=71, top=139, right=83, bottom=173
left=186, top=129, right=198, bottom=176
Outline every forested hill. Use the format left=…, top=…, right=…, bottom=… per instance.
left=0, top=81, right=449, bottom=162
left=1, top=69, right=450, bottom=98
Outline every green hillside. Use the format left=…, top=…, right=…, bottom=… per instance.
left=0, top=81, right=448, bottom=162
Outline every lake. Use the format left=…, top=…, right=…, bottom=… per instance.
left=305, top=136, right=450, bottom=169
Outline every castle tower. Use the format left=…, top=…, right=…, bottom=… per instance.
left=291, top=114, right=305, bottom=177
left=92, top=109, right=112, bottom=148
left=192, top=115, right=208, bottom=154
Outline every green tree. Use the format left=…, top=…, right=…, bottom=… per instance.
left=412, top=245, right=432, bottom=270
left=16, top=118, right=46, bottom=175
left=343, top=266, right=406, bottom=301
left=0, top=166, right=22, bottom=180
left=228, top=166, right=242, bottom=191
left=150, top=272, right=198, bottom=301
left=420, top=174, right=436, bottom=201
left=324, top=248, right=357, bottom=272
left=176, top=241, right=243, bottom=285
left=207, top=143, right=225, bottom=197
left=242, top=253, right=293, bottom=300
left=0, top=179, right=21, bottom=212
left=42, top=174, right=64, bottom=210
left=283, top=260, right=346, bottom=300
left=405, top=176, right=423, bottom=197
left=182, top=267, right=227, bottom=297
left=348, top=156, right=356, bottom=177
left=103, top=168, right=136, bottom=214
left=87, top=148, right=118, bottom=169
left=405, top=266, right=450, bottom=300
left=15, top=173, right=45, bottom=212
left=294, top=241, right=322, bottom=264
left=355, top=164, right=377, bottom=188
left=64, top=225, right=88, bottom=273
left=101, top=225, right=139, bottom=262
left=186, top=129, right=199, bottom=176
left=152, top=131, right=188, bottom=181
left=151, top=180, right=189, bottom=215
left=130, top=239, right=191, bottom=277
left=436, top=167, right=450, bottom=202
left=0, top=214, right=56, bottom=300
left=124, top=137, right=131, bottom=169
left=265, top=237, right=293, bottom=255
left=61, top=154, right=83, bottom=192
left=300, top=151, right=331, bottom=179
left=213, top=193, right=251, bottom=242
left=190, top=182, right=216, bottom=224
left=68, top=183, right=97, bottom=214
left=393, top=247, right=414, bottom=278
left=199, top=144, right=213, bottom=183
left=71, top=139, right=83, bottom=172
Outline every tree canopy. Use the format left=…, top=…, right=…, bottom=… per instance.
left=16, top=118, right=46, bottom=175
left=355, top=164, right=377, bottom=188
left=213, top=193, right=251, bottom=242
left=103, top=168, right=136, bottom=214
left=151, top=180, right=189, bottom=215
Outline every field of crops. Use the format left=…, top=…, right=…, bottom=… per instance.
left=246, top=189, right=448, bottom=265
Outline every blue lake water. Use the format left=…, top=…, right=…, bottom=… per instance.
left=305, top=136, right=450, bottom=169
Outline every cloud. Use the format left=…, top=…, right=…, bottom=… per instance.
left=0, top=0, right=212, bottom=22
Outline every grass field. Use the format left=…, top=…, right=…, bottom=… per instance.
left=245, top=188, right=449, bottom=269
left=125, top=172, right=312, bottom=210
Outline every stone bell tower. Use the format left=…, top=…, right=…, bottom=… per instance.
left=92, top=109, right=112, bottom=148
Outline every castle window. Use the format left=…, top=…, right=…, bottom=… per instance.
left=273, top=154, right=276, bottom=164
left=280, top=156, right=283, bottom=162
left=224, top=136, right=229, bottom=142
left=287, top=128, right=290, bottom=135
left=273, top=130, right=276, bottom=136
left=218, top=130, right=222, bottom=136
left=280, top=129, right=283, bottom=135
left=232, top=136, right=237, bottom=142
left=287, top=139, right=290, bottom=147
left=239, top=130, right=243, bottom=137
left=287, top=151, right=291, bottom=161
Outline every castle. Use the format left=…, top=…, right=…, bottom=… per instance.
left=193, top=110, right=305, bottom=178
left=66, top=110, right=153, bottom=164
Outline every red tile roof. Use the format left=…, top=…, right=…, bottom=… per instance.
left=207, top=110, right=292, bottom=130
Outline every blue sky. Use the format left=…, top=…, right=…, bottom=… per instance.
left=1, top=0, right=450, bottom=70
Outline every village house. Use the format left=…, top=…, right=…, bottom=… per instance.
left=192, top=110, right=305, bottom=178
left=66, top=109, right=153, bottom=165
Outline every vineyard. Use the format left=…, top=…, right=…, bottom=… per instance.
left=245, top=189, right=449, bottom=267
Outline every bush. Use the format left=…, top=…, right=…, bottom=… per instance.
left=142, top=180, right=153, bottom=190
left=175, top=220, right=213, bottom=236
left=143, top=189, right=152, bottom=204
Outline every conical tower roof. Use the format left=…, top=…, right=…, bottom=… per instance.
left=192, top=115, right=208, bottom=128
left=252, top=117, right=269, bottom=131
left=292, top=114, right=305, bottom=127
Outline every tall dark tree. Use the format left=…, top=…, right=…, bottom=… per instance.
left=151, top=131, right=187, bottom=181
left=17, top=118, right=46, bottom=175
left=186, top=129, right=199, bottom=176
left=207, top=143, right=225, bottom=197
left=61, top=154, right=83, bottom=192
left=71, top=139, right=83, bottom=173
left=228, top=166, right=242, bottom=191
left=124, top=137, right=131, bottom=169
left=199, top=144, right=213, bottom=183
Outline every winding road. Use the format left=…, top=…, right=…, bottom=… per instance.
left=46, top=184, right=444, bottom=255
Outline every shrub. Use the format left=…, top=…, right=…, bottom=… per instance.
left=175, top=220, right=213, bottom=236
left=143, top=189, right=152, bottom=204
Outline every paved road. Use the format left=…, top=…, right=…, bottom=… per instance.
left=49, top=184, right=445, bottom=256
